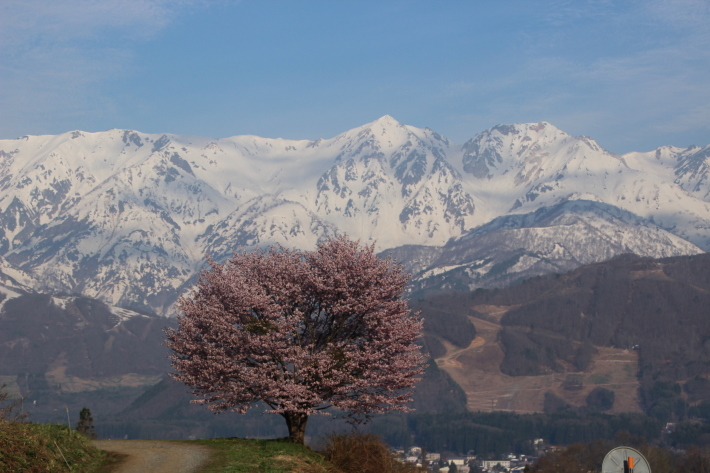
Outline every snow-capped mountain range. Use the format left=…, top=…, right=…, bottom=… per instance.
left=0, top=116, right=707, bottom=314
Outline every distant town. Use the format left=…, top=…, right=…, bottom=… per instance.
left=396, top=439, right=549, bottom=472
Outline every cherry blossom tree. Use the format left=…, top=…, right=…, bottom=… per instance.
left=165, top=236, right=424, bottom=443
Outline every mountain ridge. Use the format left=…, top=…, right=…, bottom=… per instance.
left=0, top=117, right=707, bottom=314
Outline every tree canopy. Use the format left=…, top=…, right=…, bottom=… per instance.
left=165, top=236, right=424, bottom=443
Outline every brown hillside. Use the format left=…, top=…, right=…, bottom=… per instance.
left=0, top=293, right=171, bottom=423
left=433, top=313, right=640, bottom=413
left=415, top=253, right=710, bottom=420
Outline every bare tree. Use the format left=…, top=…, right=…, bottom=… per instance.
left=0, top=383, right=28, bottom=423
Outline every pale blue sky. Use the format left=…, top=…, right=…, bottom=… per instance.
left=1, top=0, right=708, bottom=153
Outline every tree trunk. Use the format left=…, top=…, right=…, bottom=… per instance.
left=283, top=412, right=309, bottom=444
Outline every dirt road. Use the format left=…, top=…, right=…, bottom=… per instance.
left=93, top=440, right=211, bottom=473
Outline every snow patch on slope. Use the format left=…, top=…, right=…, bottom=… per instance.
left=0, top=118, right=707, bottom=315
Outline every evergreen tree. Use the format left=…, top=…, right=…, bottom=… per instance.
left=76, top=407, right=97, bottom=439
left=421, top=447, right=429, bottom=470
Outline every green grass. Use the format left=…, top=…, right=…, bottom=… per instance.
left=588, top=373, right=611, bottom=385
left=0, top=421, right=108, bottom=473
left=194, top=438, right=337, bottom=473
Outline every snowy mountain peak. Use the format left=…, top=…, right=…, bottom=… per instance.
left=313, top=117, right=475, bottom=249
left=0, top=117, right=708, bottom=315
left=461, top=122, right=579, bottom=179
left=332, top=115, right=415, bottom=152
left=370, top=114, right=404, bottom=128
left=460, top=121, right=628, bottom=197
left=494, top=121, right=556, bottom=135
left=624, top=143, right=710, bottom=204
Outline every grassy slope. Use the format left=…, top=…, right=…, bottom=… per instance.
left=0, top=421, right=412, bottom=473
left=0, top=422, right=108, bottom=473
left=194, top=438, right=337, bottom=473
left=0, top=426, right=332, bottom=473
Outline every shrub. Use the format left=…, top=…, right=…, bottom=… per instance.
left=321, top=433, right=421, bottom=473
left=0, top=422, right=105, bottom=473
left=675, top=446, right=710, bottom=472
left=586, top=387, right=615, bottom=412
left=0, top=383, right=27, bottom=423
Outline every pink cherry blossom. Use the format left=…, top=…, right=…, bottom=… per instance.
left=165, top=236, right=424, bottom=443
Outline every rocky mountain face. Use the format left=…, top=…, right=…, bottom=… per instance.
left=385, top=199, right=702, bottom=294
left=0, top=118, right=707, bottom=314
left=460, top=123, right=710, bottom=251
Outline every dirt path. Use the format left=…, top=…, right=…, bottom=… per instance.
left=93, top=440, right=211, bottom=473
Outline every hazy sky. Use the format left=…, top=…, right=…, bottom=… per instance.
left=1, top=0, right=708, bottom=153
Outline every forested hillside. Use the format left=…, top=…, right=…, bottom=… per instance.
left=3, top=252, right=710, bottom=449
left=415, top=253, right=710, bottom=422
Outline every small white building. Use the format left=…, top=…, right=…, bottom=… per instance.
left=481, top=459, right=511, bottom=470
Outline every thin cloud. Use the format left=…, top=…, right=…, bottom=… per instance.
left=646, top=0, right=710, bottom=30
left=441, top=1, right=709, bottom=150
left=0, top=0, right=221, bottom=137
left=653, top=101, right=710, bottom=135
left=539, top=0, right=617, bottom=26
left=0, top=0, right=193, bottom=48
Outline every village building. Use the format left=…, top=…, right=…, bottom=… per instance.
left=480, top=459, right=511, bottom=471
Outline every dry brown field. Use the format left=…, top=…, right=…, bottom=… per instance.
left=435, top=304, right=641, bottom=414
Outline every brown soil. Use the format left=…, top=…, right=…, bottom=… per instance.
left=435, top=313, right=641, bottom=413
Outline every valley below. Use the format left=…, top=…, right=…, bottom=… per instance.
left=2, top=252, right=709, bottom=452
